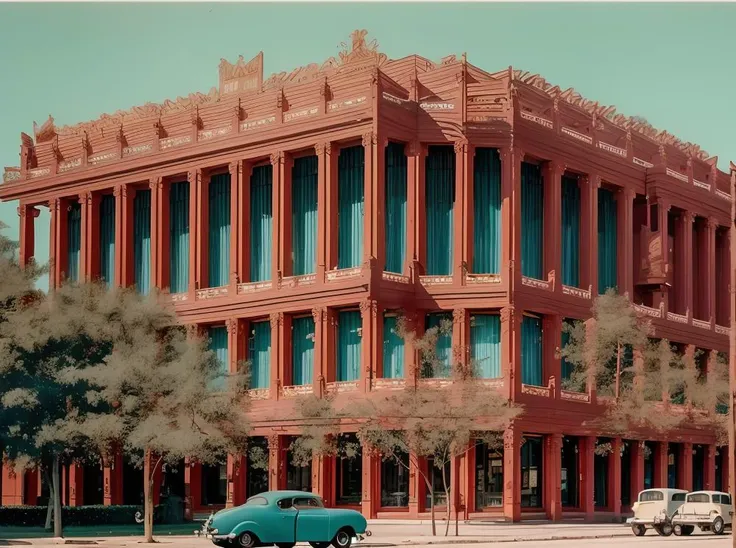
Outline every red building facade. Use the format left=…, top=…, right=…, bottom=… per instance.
left=1, top=31, right=734, bottom=522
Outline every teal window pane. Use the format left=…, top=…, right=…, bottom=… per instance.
left=382, top=315, right=405, bottom=379
left=208, top=326, right=229, bottom=391
left=133, top=189, right=151, bottom=295
left=521, top=315, right=543, bottom=386
left=473, top=148, right=501, bottom=274
left=67, top=203, right=81, bottom=283
left=426, top=146, right=455, bottom=276
left=250, top=165, right=273, bottom=283
left=337, top=310, right=361, bottom=381
left=598, top=188, right=617, bottom=293
left=99, top=194, right=116, bottom=289
left=248, top=320, right=271, bottom=390
left=169, top=181, right=190, bottom=293
left=338, top=146, right=365, bottom=269
left=292, top=156, right=318, bottom=276
left=470, top=314, right=501, bottom=378
left=385, top=142, right=407, bottom=274
left=208, top=174, right=231, bottom=288
left=292, top=316, right=315, bottom=386
left=561, top=176, right=580, bottom=287
left=521, top=162, right=543, bottom=279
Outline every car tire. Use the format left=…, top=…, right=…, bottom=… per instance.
left=631, top=524, right=646, bottom=536
left=310, top=543, right=331, bottom=548
left=713, top=516, right=725, bottom=535
left=681, top=525, right=695, bottom=536
left=655, top=523, right=673, bottom=536
left=332, top=529, right=353, bottom=548
left=673, top=523, right=682, bottom=536
left=237, top=532, right=257, bottom=548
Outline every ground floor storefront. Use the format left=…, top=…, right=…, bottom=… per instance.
left=2, top=431, right=727, bottom=523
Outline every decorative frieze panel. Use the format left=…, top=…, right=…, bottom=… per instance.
left=241, top=115, right=276, bottom=132
left=372, top=378, right=406, bottom=390
left=58, top=158, right=82, bottom=172
left=2, top=169, right=21, bottom=182
left=480, top=378, right=504, bottom=390
left=693, top=179, right=711, bottom=191
left=282, top=274, right=316, bottom=288
left=160, top=136, right=192, bottom=150
left=196, top=286, right=229, bottom=300
left=666, top=311, right=688, bottom=324
left=325, top=381, right=359, bottom=394
left=419, top=275, right=453, bottom=286
left=466, top=273, right=502, bottom=285
left=560, top=390, right=590, bottom=403
left=666, top=168, right=689, bottom=183
left=122, top=144, right=153, bottom=157
left=237, top=281, right=272, bottom=294
left=281, top=384, right=313, bottom=398
left=716, top=190, right=732, bottom=202
left=328, top=96, right=367, bottom=111
left=170, top=293, right=189, bottom=302
left=29, top=167, right=51, bottom=179
left=561, top=127, right=592, bottom=144
left=247, top=389, right=270, bottom=401
left=283, top=106, right=319, bottom=122
left=519, top=110, right=553, bottom=130
left=521, top=383, right=551, bottom=397
left=382, top=271, right=410, bottom=284
left=326, top=267, right=362, bottom=282
left=418, top=378, right=452, bottom=389
left=597, top=141, right=627, bottom=158
left=419, top=102, right=455, bottom=111
left=633, top=303, right=663, bottom=319
left=715, top=324, right=729, bottom=335
left=521, top=276, right=550, bottom=290
left=562, top=284, right=591, bottom=299
left=88, top=152, right=118, bottom=165
left=692, top=318, right=711, bottom=330
left=633, top=157, right=654, bottom=168
left=198, top=125, right=232, bottom=141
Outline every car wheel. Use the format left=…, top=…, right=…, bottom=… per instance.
left=631, top=524, right=646, bottom=536
left=237, top=532, right=257, bottom=548
left=673, top=524, right=682, bottom=536
left=332, top=529, right=352, bottom=548
left=310, top=543, right=331, bottom=548
left=656, top=523, right=673, bottom=536
left=681, top=525, right=695, bottom=536
left=713, top=516, right=725, bottom=535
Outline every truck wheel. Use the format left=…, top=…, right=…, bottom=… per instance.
left=631, top=524, right=646, bottom=536
left=713, top=516, right=725, bottom=535
left=673, top=524, right=682, bottom=536
left=655, top=523, right=673, bottom=536
left=332, top=529, right=352, bottom=548
left=237, top=532, right=257, bottom=548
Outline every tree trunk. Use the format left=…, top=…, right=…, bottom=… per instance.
left=422, top=473, right=435, bottom=537
left=44, top=466, right=53, bottom=531
left=442, top=464, right=450, bottom=537
left=143, top=448, right=154, bottom=543
left=52, top=454, right=62, bottom=538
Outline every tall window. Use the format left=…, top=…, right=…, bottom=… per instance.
left=644, top=442, right=655, bottom=489
left=470, top=314, right=501, bottom=378
left=286, top=439, right=312, bottom=492
left=473, top=148, right=501, bottom=274
left=201, top=463, right=227, bottom=506
left=133, top=189, right=151, bottom=295
left=292, top=156, right=318, bottom=276
left=475, top=440, right=504, bottom=509
left=382, top=315, right=405, bottom=379
left=292, top=316, right=315, bottom=386
left=250, top=165, right=273, bottom=282
left=208, top=326, right=229, bottom=391
left=208, top=173, right=231, bottom=288
left=338, top=146, right=365, bottom=269
left=99, top=194, right=116, bottom=289
left=425, top=146, right=455, bottom=276
left=521, top=162, right=543, bottom=279
left=425, top=457, right=451, bottom=508
left=337, top=310, right=361, bottom=382
left=561, top=436, right=579, bottom=508
left=668, top=444, right=680, bottom=489
left=560, top=176, right=580, bottom=287
left=169, top=181, right=190, bottom=294
left=423, top=313, right=452, bottom=378
left=385, top=142, right=407, bottom=274
left=561, top=319, right=575, bottom=384
left=248, top=320, right=271, bottom=390
left=520, top=436, right=543, bottom=508
left=335, top=434, right=362, bottom=505
left=598, top=187, right=617, bottom=293
left=246, top=437, right=269, bottom=498
left=67, top=202, right=81, bottom=283
left=380, top=450, right=409, bottom=507
left=521, top=315, right=543, bottom=386
left=594, top=439, right=609, bottom=508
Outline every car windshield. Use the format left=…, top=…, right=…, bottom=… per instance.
left=293, top=497, right=324, bottom=508
left=244, top=496, right=268, bottom=506
left=640, top=491, right=664, bottom=502
left=687, top=493, right=710, bottom=503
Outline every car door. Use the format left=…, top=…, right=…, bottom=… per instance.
left=271, top=497, right=298, bottom=543
left=719, top=494, right=733, bottom=525
left=294, top=497, right=330, bottom=542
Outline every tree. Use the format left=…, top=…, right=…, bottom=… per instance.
left=58, top=285, right=252, bottom=542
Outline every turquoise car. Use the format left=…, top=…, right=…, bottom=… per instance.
left=201, top=491, right=370, bottom=548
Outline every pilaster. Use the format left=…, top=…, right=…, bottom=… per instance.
left=501, top=306, right=521, bottom=400
left=545, top=315, right=562, bottom=398
left=502, top=427, right=521, bottom=522
left=103, top=453, right=123, bottom=506
left=681, top=442, right=693, bottom=491
left=268, top=435, right=284, bottom=491
left=682, top=212, right=694, bottom=321
left=79, top=191, right=91, bottom=282
left=655, top=442, right=668, bottom=488
left=229, top=161, right=242, bottom=293
left=270, top=152, right=284, bottom=285
left=404, top=309, right=421, bottom=388
left=48, top=199, right=58, bottom=289
left=632, top=441, right=645, bottom=503
left=226, top=454, right=246, bottom=508
left=453, top=140, right=468, bottom=284
left=451, top=308, right=469, bottom=377
left=18, top=203, right=37, bottom=268
left=187, top=169, right=200, bottom=299
left=706, top=217, right=718, bottom=326
left=656, top=200, right=671, bottom=314
left=150, top=177, right=163, bottom=291
left=88, top=192, right=101, bottom=282
left=581, top=436, right=595, bottom=520
left=414, top=143, right=427, bottom=277
left=610, top=438, right=622, bottom=517
left=363, top=132, right=376, bottom=265
left=1, top=463, right=24, bottom=506
left=617, top=188, right=635, bottom=297
left=312, top=455, right=333, bottom=506
left=269, top=313, right=283, bottom=400
left=312, top=307, right=327, bottom=396
left=361, top=448, right=378, bottom=519
left=501, top=146, right=523, bottom=290
left=68, top=463, right=84, bottom=507
left=405, top=141, right=419, bottom=277
left=407, top=452, right=420, bottom=516
left=113, top=186, right=124, bottom=287
left=706, top=445, right=716, bottom=491
left=316, top=143, right=334, bottom=278
left=237, top=161, right=253, bottom=284
left=360, top=300, right=378, bottom=392
left=544, top=161, right=563, bottom=291
left=279, top=152, right=294, bottom=279
left=195, top=170, right=210, bottom=290
left=546, top=434, right=563, bottom=521
left=586, top=175, right=600, bottom=296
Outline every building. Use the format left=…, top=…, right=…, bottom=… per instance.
left=1, top=30, right=733, bottom=522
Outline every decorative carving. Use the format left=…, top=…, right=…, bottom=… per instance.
left=359, top=299, right=377, bottom=319
left=362, top=132, right=375, bottom=147
left=269, top=312, right=283, bottom=329
left=519, top=110, right=553, bottom=130
left=452, top=308, right=465, bottom=325
left=453, top=140, right=467, bottom=154
left=226, top=318, right=238, bottom=334
left=33, top=115, right=57, bottom=143
left=219, top=52, right=263, bottom=95
left=237, top=281, right=272, bottom=294
left=311, top=307, right=325, bottom=323
left=270, top=151, right=283, bottom=166
left=241, top=115, right=276, bottom=132
left=707, top=217, right=719, bottom=230
left=149, top=176, right=162, bottom=191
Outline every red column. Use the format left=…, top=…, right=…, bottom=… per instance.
left=361, top=449, right=378, bottom=519
left=87, top=192, right=101, bottom=282
left=114, top=186, right=124, bottom=287
left=24, top=470, right=38, bottom=506
left=544, top=161, right=562, bottom=289
left=452, top=308, right=469, bottom=377
left=268, top=435, right=284, bottom=491
left=461, top=143, right=475, bottom=280
left=48, top=199, right=57, bottom=289
left=680, top=442, right=693, bottom=491
left=78, top=192, right=90, bottom=282
left=655, top=200, right=671, bottom=313
left=586, top=176, right=600, bottom=297
left=187, top=169, right=199, bottom=299
left=324, top=144, right=338, bottom=274
left=103, top=453, right=123, bottom=506
left=270, top=312, right=283, bottom=400
left=610, top=438, right=622, bottom=517
left=359, top=300, right=377, bottom=392
left=227, top=455, right=246, bottom=508
left=408, top=453, right=420, bottom=517
left=415, top=144, right=427, bottom=277
left=546, top=434, right=562, bottom=521
left=682, top=212, right=694, bottom=320
left=68, top=463, right=84, bottom=507
left=544, top=315, right=562, bottom=396
left=279, top=154, right=294, bottom=279
left=617, top=188, right=635, bottom=298
left=581, top=437, right=595, bottom=520
left=655, top=442, right=668, bottom=488
left=631, top=441, right=645, bottom=506
left=151, top=177, right=165, bottom=292
left=1, top=462, right=24, bottom=506
left=18, top=203, right=37, bottom=267
left=503, top=427, right=521, bottom=522
left=501, top=306, right=521, bottom=400
left=405, top=141, right=418, bottom=277
left=195, top=171, right=210, bottom=290
left=270, top=152, right=283, bottom=284
left=453, top=140, right=467, bottom=283
left=363, top=133, right=375, bottom=266
left=404, top=309, right=421, bottom=388
left=183, top=458, right=193, bottom=519
left=501, top=146, right=522, bottom=288
left=189, top=463, right=202, bottom=514
left=229, top=161, right=242, bottom=293
left=706, top=445, right=716, bottom=491
left=312, top=307, right=326, bottom=395
left=312, top=455, right=333, bottom=506
left=707, top=218, right=718, bottom=325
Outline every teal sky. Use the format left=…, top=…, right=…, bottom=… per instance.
left=1, top=3, right=734, bottom=290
